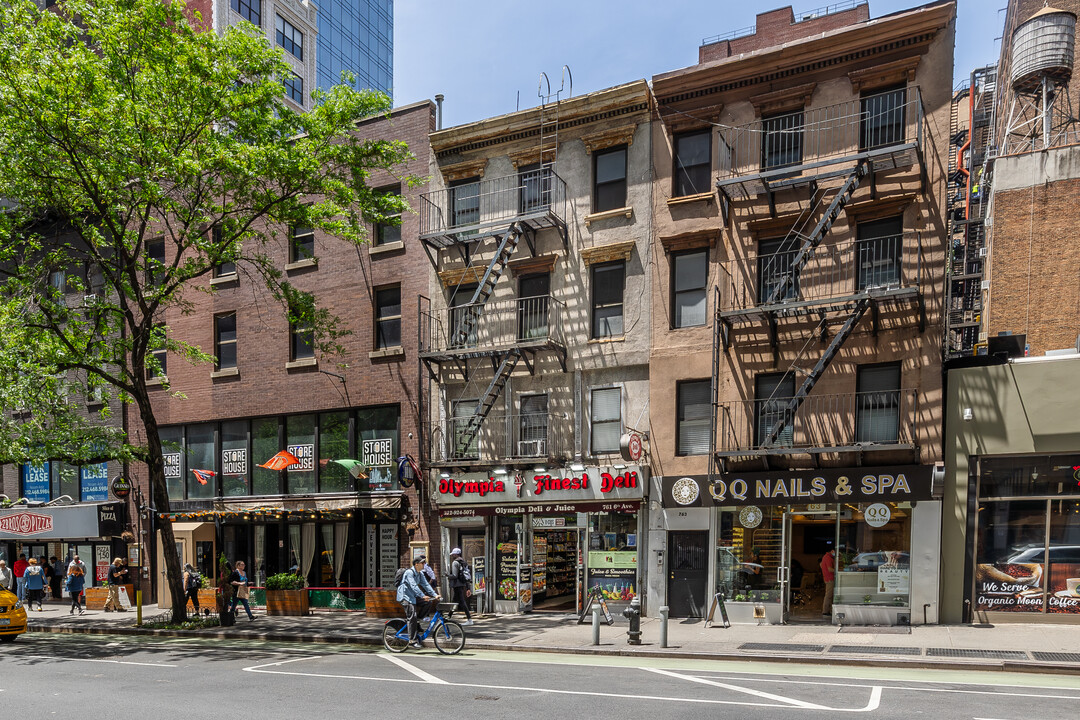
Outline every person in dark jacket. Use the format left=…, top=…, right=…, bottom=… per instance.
left=50, top=556, right=64, bottom=600
left=448, top=548, right=473, bottom=626
left=66, top=566, right=85, bottom=615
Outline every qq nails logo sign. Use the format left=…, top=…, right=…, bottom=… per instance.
left=0, top=511, right=53, bottom=537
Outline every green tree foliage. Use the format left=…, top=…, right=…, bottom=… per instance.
left=0, top=0, right=414, bottom=618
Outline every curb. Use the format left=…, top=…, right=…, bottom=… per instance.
left=26, top=623, right=1080, bottom=675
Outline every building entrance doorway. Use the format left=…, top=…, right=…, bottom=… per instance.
left=780, top=509, right=837, bottom=623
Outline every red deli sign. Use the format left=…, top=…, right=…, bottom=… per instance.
left=0, top=511, right=54, bottom=537
left=438, top=470, right=640, bottom=499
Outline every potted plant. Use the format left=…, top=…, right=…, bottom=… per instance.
left=265, top=572, right=309, bottom=616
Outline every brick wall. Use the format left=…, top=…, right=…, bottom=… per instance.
left=988, top=180, right=1080, bottom=354
left=699, top=3, right=871, bottom=63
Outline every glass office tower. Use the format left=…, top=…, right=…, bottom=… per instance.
left=316, top=0, right=393, bottom=98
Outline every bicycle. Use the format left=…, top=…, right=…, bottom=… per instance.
left=382, top=602, right=466, bottom=655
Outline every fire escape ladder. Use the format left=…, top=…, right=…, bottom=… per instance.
left=760, top=297, right=870, bottom=447
left=450, top=222, right=523, bottom=348
left=765, top=160, right=869, bottom=306
left=457, top=348, right=522, bottom=451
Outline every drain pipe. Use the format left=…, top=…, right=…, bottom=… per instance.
left=434, top=94, right=444, bottom=130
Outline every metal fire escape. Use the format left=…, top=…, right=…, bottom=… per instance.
left=418, top=71, right=571, bottom=461
left=946, top=66, right=996, bottom=358
left=711, top=88, right=928, bottom=465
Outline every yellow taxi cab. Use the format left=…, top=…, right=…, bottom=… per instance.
left=0, top=587, right=28, bottom=642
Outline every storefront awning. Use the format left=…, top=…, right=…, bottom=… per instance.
left=0, top=502, right=126, bottom=540
left=212, top=493, right=402, bottom=513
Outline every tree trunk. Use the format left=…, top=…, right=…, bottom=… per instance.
left=135, top=390, right=188, bottom=621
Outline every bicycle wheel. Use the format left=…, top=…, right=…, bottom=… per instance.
left=382, top=619, right=409, bottom=653
left=433, top=620, right=465, bottom=655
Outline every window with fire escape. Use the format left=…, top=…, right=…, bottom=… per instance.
left=856, top=215, right=903, bottom=291
left=451, top=399, right=479, bottom=460
left=761, top=110, right=804, bottom=170
left=449, top=176, right=480, bottom=229
left=860, top=85, right=906, bottom=151
left=855, top=363, right=901, bottom=443
left=448, top=283, right=478, bottom=349
left=757, top=236, right=800, bottom=304
left=519, top=163, right=550, bottom=214
left=517, top=273, right=550, bottom=341
left=518, top=394, right=548, bottom=457
left=754, top=373, right=795, bottom=448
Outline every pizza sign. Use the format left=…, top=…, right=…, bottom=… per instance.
left=0, top=512, right=54, bottom=536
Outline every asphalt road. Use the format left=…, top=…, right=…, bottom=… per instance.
left=2, top=634, right=1079, bottom=719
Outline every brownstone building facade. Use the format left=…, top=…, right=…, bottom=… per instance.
left=137, top=101, right=437, bottom=605
left=647, top=2, right=953, bottom=624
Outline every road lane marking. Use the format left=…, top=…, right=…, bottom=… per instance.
left=242, top=655, right=863, bottom=710
left=695, top=675, right=1080, bottom=700
left=9, top=651, right=173, bottom=669
left=380, top=655, right=449, bottom=684
left=243, top=656, right=323, bottom=671
left=644, top=666, right=881, bottom=713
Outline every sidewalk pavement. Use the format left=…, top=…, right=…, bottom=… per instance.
left=22, top=600, right=1080, bottom=675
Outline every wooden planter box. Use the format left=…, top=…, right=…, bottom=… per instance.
left=365, top=589, right=399, bottom=618
left=184, top=589, right=218, bottom=612
left=83, top=585, right=134, bottom=610
left=265, top=589, right=309, bottom=616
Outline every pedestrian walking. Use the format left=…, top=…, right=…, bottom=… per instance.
left=13, top=553, right=28, bottom=603
left=41, top=556, right=54, bottom=601
left=66, top=566, right=85, bottom=615
left=104, top=558, right=128, bottom=611
left=24, top=557, right=45, bottom=611
left=50, top=556, right=64, bottom=600
left=228, top=561, right=255, bottom=621
left=448, top=548, right=474, bottom=625
left=0, top=560, right=12, bottom=593
left=183, top=563, right=202, bottom=613
left=68, top=555, right=87, bottom=578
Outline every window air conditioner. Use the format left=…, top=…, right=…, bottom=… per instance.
left=977, top=247, right=988, bottom=258
left=518, top=439, right=546, bottom=457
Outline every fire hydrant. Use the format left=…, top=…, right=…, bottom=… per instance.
left=623, top=596, right=641, bottom=645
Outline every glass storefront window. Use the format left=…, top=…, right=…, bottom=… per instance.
left=715, top=506, right=783, bottom=603
left=357, top=406, right=399, bottom=490
left=1048, top=499, right=1080, bottom=614
left=974, top=499, right=1047, bottom=613
left=159, top=427, right=184, bottom=501
left=496, top=515, right=521, bottom=603
left=980, top=454, right=1080, bottom=498
left=286, top=415, right=316, bottom=494
left=186, top=423, right=215, bottom=500
left=221, top=421, right=249, bottom=497
left=319, top=412, right=350, bottom=493
left=587, top=512, right=638, bottom=603
left=834, top=503, right=911, bottom=607
left=252, top=417, right=279, bottom=495
left=51, top=461, right=79, bottom=501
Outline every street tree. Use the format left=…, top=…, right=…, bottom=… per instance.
left=0, top=0, right=413, bottom=619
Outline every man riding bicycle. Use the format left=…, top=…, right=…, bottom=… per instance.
left=397, top=557, right=439, bottom=649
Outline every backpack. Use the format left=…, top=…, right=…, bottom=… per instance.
left=185, top=570, right=202, bottom=592
left=394, top=567, right=407, bottom=588
left=456, top=559, right=472, bottom=584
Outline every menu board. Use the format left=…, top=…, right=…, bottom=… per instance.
left=471, top=557, right=486, bottom=595
left=519, top=566, right=533, bottom=612
left=974, top=562, right=1045, bottom=612
left=378, top=525, right=398, bottom=588
left=497, top=542, right=518, bottom=601
left=95, top=545, right=111, bottom=583
left=1048, top=562, right=1080, bottom=614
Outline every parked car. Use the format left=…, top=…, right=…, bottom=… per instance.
left=0, top=587, right=27, bottom=642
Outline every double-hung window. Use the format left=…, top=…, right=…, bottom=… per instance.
left=673, top=130, right=711, bottom=197
left=761, top=110, right=804, bottom=170
left=856, top=216, right=903, bottom=290
left=594, top=146, right=627, bottom=212
left=590, top=387, right=622, bottom=455
left=290, top=222, right=314, bottom=262
left=374, top=286, right=401, bottom=349
left=672, top=250, right=707, bottom=328
left=755, top=373, right=795, bottom=448
left=231, top=0, right=260, bottom=25
left=860, top=85, right=906, bottom=151
left=374, top=184, right=402, bottom=246
left=283, top=74, right=304, bottom=106
left=757, top=236, right=800, bottom=304
left=856, top=363, right=901, bottom=443
left=676, top=380, right=711, bottom=456
left=449, top=176, right=480, bottom=229
left=591, top=261, right=625, bottom=338
left=215, top=312, right=237, bottom=370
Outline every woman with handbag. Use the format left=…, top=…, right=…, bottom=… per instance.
left=228, top=560, right=255, bottom=621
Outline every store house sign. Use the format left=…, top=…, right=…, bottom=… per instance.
left=436, top=467, right=646, bottom=506
left=661, top=465, right=933, bottom=508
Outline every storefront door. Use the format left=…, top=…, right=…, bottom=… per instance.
left=782, top=508, right=837, bottom=623
left=668, top=530, right=708, bottom=617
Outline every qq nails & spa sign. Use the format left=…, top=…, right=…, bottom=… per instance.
left=662, top=466, right=933, bottom=508
left=435, top=466, right=646, bottom=506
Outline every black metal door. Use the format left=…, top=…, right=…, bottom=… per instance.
left=667, top=531, right=709, bottom=617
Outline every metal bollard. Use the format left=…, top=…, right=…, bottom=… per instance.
left=659, top=605, right=669, bottom=648
left=592, top=603, right=602, bottom=645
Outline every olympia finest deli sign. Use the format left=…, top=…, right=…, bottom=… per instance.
left=0, top=512, right=53, bottom=536
left=436, top=466, right=646, bottom=506
left=661, top=466, right=933, bottom=508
